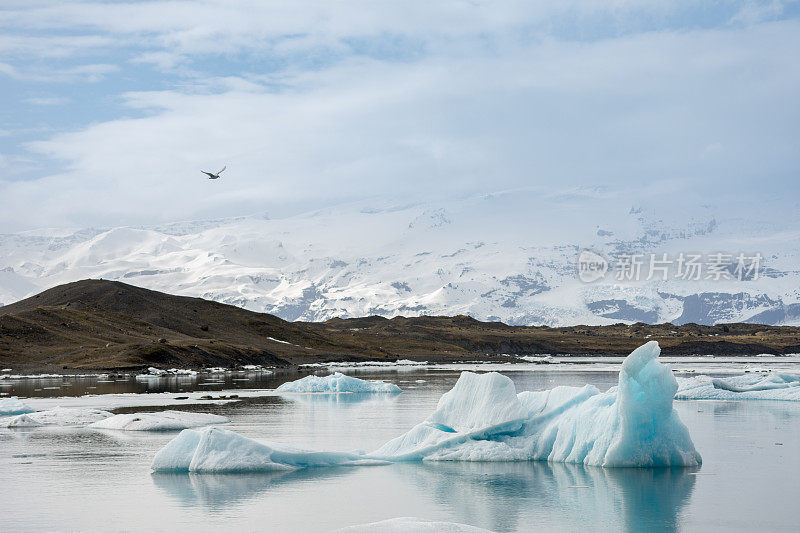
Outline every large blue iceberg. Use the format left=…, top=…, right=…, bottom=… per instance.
left=152, top=341, right=701, bottom=472
left=373, top=341, right=700, bottom=467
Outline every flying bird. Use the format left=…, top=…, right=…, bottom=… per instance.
left=201, top=166, right=226, bottom=180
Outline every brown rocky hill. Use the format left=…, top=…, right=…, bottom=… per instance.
left=1, top=279, right=799, bottom=370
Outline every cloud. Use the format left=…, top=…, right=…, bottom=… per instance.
left=0, top=1, right=798, bottom=230
left=0, top=61, right=118, bottom=82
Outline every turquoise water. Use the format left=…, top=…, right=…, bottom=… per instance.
left=1, top=369, right=798, bottom=532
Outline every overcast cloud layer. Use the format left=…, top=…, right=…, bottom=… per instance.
left=1, top=1, right=799, bottom=231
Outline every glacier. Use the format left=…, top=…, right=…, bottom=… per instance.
left=676, top=373, right=800, bottom=401
left=2, top=193, right=799, bottom=327
left=89, top=410, right=229, bottom=431
left=0, top=397, right=34, bottom=416
left=276, top=372, right=402, bottom=394
left=153, top=342, right=701, bottom=472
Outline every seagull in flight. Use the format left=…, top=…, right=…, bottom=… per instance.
left=201, top=166, right=226, bottom=180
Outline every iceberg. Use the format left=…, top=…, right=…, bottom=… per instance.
left=373, top=341, right=700, bottom=467
left=276, top=372, right=402, bottom=394
left=0, top=396, right=35, bottom=416
left=0, top=407, right=112, bottom=427
left=4, top=414, right=41, bottom=428
left=676, top=373, right=800, bottom=401
left=137, top=367, right=199, bottom=378
left=331, top=517, right=493, bottom=532
left=89, top=410, right=229, bottom=431
left=153, top=342, right=700, bottom=471
left=151, top=427, right=384, bottom=472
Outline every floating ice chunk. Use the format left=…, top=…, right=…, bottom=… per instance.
left=4, top=414, right=41, bottom=428
left=241, top=365, right=272, bottom=373
left=90, top=410, right=229, bottom=431
left=0, top=407, right=112, bottom=427
left=373, top=341, right=701, bottom=467
left=153, top=342, right=700, bottom=470
left=138, top=368, right=198, bottom=378
left=276, top=372, right=402, bottom=394
left=0, top=396, right=34, bottom=416
left=151, top=427, right=382, bottom=473
left=676, top=373, right=800, bottom=401
left=331, top=517, right=494, bottom=532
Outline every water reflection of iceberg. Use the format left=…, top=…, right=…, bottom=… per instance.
left=152, top=467, right=356, bottom=510
left=391, top=461, right=696, bottom=533
left=281, top=393, right=401, bottom=406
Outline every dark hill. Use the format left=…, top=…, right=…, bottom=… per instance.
left=2, top=279, right=799, bottom=370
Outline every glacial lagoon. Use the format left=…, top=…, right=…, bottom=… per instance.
left=1, top=363, right=799, bottom=532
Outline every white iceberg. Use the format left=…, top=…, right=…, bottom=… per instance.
left=154, top=342, right=700, bottom=471
left=276, top=372, right=402, bottom=394
left=0, top=396, right=35, bottom=416
left=331, top=517, right=493, bottom=532
left=4, top=414, right=41, bottom=428
left=90, top=410, right=229, bottom=431
left=0, top=407, right=112, bottom=427
left=137, top=367, right=199, bottom=378
left=373, top=341, right=701, bottom=467
left=151, top=426, right=384, bottom=472
left=676, top=373, right=800, bottom=401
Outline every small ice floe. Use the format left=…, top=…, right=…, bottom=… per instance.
left=276, top=373, right=402, bottom=393
left=137, top=368, right=198, bottom=378
left=0, top=373, right=64, bottom=380
left=676, top=373, right=800, bottom=401
left=0, top=396, right=35, bottom=416
left=90, top=410, right=229, bottom=431
left=151, top=427, right=384, bottom=472
left=0, top=407, right=112, bottom=427
left=4, top=414, right=41, bottom=428
left=240, top=365, right=272, bottom=373
left=153, top=342, right=700, bottom=471
left=516, top=354, right=555, bottom=364
left=331, top=517, right=493, bottom=532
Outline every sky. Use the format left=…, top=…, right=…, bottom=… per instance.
left=0, top=0, right=799, bottom=232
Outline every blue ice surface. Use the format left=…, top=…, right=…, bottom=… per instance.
left=0, top=396, right=34, bottom=416
left=152, top=341, right=702, bottom=472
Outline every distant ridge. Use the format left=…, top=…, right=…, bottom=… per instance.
left=1, top=279, right=799, bottom=370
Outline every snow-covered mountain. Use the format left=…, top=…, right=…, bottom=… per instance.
left=1, top=189, right=799, bottom=326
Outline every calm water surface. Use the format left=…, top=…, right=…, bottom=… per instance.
left=1, top=368, right=799, bottom=532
